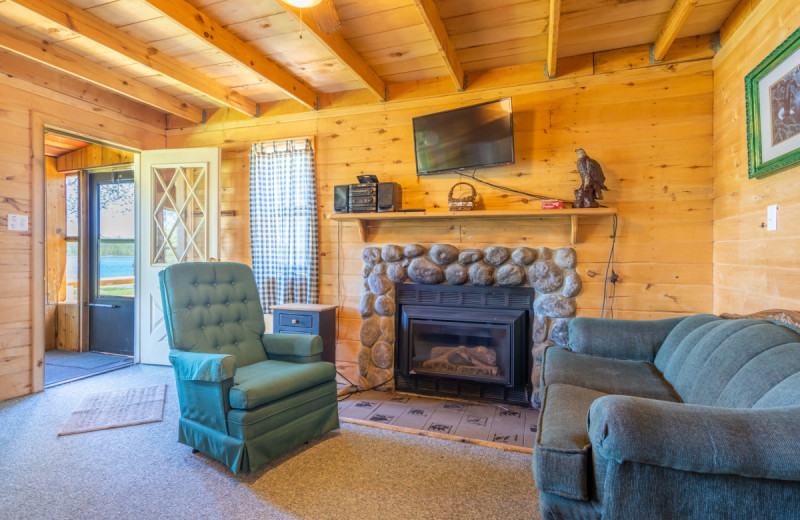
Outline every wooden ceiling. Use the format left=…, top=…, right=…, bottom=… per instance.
left=1, top=0, right=741, bottom=124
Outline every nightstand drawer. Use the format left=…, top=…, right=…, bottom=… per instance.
left=272, top=305, right=337, bottom=364
left=278, top=313, right=313, bottom=329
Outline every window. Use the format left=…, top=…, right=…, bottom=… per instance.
left=64, top=174, right=79, bottom=303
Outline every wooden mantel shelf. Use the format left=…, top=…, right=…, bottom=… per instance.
left=327, top=208, right=617, bottom=244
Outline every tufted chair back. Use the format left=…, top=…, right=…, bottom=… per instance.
left=159, top=262, right=269, bottom=368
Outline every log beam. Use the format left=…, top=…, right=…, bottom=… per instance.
left=10, top=0, right=259, bottom=117
left=413, top=0, right=465, bottom=91
left=546, top=0, right=561, bottom=78
left=652, top=0, right=698, bottom=62
left=143, top=0, right=319, bottom=110
left=278, top=1, right=386, bottom=101
left=0, top=21, right=205, bottom=122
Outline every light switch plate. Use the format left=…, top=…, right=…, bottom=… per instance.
left=7, top=214, right=28, bottom=232
left=767, top=204, right=778, bottom=231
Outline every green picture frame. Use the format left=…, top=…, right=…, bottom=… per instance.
left=746, top=25, right=800, bottom=178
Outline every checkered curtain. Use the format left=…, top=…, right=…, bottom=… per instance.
left=249, top=139, right=319, bottom=313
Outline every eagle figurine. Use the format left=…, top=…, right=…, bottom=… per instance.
left=574, top=148, right=608, bottom=208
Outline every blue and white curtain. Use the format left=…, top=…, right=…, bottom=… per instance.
left=250, top=139, right=319, bottom=313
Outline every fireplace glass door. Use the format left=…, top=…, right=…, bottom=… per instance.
left=399, top=305, right=527, bottom=387
left=409, top=320, right=511, bottom=384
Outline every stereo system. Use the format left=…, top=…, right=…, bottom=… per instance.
left=333, top=175, right=401, bottom=213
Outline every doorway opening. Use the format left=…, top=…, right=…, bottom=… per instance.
left=43, top=131, right=137, bottom=387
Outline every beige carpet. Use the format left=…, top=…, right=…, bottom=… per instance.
left=58, top=384, right=166, bottom=436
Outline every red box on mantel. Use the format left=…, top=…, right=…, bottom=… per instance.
left=541, top=200, right=563, bottom=209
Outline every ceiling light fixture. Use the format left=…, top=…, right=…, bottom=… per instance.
left=284, top=0, right=323, bottom=7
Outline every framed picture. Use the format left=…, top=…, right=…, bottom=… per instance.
left=746, top=25, right=800, bottom=178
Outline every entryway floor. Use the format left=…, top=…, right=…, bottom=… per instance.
left=45, top=350, right=134, bottom=388
left=337, top=389, right=538, bottom=453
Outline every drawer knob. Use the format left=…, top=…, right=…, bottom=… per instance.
left=291, top=319, right=298, bottom=324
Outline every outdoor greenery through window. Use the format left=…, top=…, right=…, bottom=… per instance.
left=98, top=179, right=135, bottom=297
left=65, top=175, right=79, bottom=303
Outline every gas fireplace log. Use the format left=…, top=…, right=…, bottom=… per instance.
left=429, top=345, right=497, bottom=366
left=419, top=358, right=499, bottom=377
left=421, top=346, right=499, bottom=376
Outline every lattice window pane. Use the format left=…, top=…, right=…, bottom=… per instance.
left=151, top=164, right=207, bottom=265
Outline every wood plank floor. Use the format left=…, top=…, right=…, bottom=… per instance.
left=338, top=390, right=538, bottom=453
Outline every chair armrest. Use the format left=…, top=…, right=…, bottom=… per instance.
left=568, top=316, right=685, bottom=361
left=168, top=350, right=236, bottom=382
left=588, top=395, right=800, bottom=480
left=262, top=333, right=323, bottom=363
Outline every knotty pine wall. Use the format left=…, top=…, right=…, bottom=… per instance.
left=168, top=41, right=715, bottom=381
left=0, top=57, right=166, bottom=401
left=713, top=0, right=800, bottom=314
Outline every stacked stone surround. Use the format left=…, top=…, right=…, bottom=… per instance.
left=358, top=243, right=582, bottom=407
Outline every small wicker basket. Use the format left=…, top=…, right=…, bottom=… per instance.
left=448, top=182, right=477, bottom=211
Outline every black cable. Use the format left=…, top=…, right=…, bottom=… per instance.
left=336, top=370, right=356, bottom=387
left=337, top=375, right=395, bottom=402
left=455, top=170, right=573, bottom=205
left=601, top=214, right=618, bottom=319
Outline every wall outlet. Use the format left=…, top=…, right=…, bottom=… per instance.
left=767, top=204, right=778, bottom=231
left=7, top=214, right=28, bottom=232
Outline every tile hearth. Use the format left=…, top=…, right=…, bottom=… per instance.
left=338, top=390, right=539, bottom=452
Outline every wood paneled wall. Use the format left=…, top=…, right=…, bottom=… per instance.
left=0, top=60, right=165, bottom=401
left=169, top=41, right=716, bottom=381
left=45, top=156, right=65, bottom=352
left=713, top=0, right=800, bottom=314
left=55, top=143, right=135, bottom=172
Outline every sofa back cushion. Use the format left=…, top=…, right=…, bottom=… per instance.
left=160, top=262, right=268, bottom=368
left=654, top=316, right=800, bottom=408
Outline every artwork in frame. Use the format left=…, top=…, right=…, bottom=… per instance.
left=746, top=25, right=800, bottom=179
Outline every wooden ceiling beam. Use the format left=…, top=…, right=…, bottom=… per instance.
left=0, top=21, right=205, bottom=123
left=652, top=0, right=698, bottom=62
left=142, top=0, right=319, bottom=110
left=10, top=0, right=258, bottom=117
left=413, top=0, right=464, bottom=91
left=278, top=1, right=386, bottom=101
left=546, top=0, right=561, bottom=78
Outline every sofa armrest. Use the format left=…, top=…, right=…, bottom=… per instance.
left=169, top=350, right=236, bottom=382
left=262, top=333, right=323, bottom=363
left=568, top=316, right=685, bottom=361
left=588, top=395, right=800, bottom=480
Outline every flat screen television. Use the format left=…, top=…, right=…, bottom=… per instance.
left=413, top=97, right=514, bottom=176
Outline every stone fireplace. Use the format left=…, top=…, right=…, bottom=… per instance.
left=358, top=243, right=581, bottom=407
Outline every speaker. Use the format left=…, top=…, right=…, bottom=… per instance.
left=333, top=185, right=349, bottom=213
left=377, top=182, right=402, bottom=212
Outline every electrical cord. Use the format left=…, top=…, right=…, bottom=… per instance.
left=601, top=214, right=618, bottom=319
left=456, top=170, right=574, bottom=206
left=337, top=375, right=395, bottom=402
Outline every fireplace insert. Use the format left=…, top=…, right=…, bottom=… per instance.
left=395, top=283, right=533, bottom=404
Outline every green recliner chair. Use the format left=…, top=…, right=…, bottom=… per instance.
left=158, top=261, right=339, bottom=474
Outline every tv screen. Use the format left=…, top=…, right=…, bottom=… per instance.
left=413, top=97, right=514, bottom=176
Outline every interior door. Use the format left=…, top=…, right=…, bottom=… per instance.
left=87, top=170, right=135, bottom=356
left=137, top=148, right=220, bottom=365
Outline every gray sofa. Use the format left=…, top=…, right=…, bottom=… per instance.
left=533, top=313, right=800, bottom=519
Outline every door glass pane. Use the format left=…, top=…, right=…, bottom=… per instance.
left=151, top=164, right=207, bottom=264
left=98, top=180, right=135, bottom=297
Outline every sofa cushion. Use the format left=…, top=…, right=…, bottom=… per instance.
left=534, top=383, right=607, bottom=501
left=653, top=314, right=720, bottom=375
left=230, top=360, right=336, bottom=410
left=655, top=317, right=800, bottom=407
left=542, top=346, right=681, bottom=403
